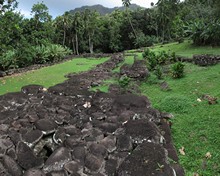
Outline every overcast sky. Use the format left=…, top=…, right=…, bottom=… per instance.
left=16, top=0, right=158, bottom=18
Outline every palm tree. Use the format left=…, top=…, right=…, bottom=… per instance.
left=72, top=12, right=81, bottom=55
left=83, top=9, right=98, bottom=53
left=122, top=0, right=137, bottom=38
left=62, top=12, right=71, bottom=46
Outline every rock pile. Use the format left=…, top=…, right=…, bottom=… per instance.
left=177, top=54, right=220, bottom=67
left=0, top=55, right=184, bottom=176
left=120, top=59, right=149, bottom=80
left=193, top=54, right=220, bottom=66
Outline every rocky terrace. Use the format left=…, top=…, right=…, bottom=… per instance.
left=0, top=54, right=184, bottom=176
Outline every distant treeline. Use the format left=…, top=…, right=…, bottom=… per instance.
left=0, top=0, right=220, bottom=70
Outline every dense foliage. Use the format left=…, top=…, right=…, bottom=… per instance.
left=0, top=0, right=220, bottom=71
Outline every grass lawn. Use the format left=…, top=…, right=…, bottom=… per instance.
left=149, top=40, right=220, bottom=58
left=135, top=41, right=220, bottom=175
left=140, top=63, right=220, bottom=175
left=0, top=57, right=108, bottom=95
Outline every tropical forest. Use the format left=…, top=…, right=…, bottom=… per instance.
left=0, top=0, right=220, bottom=175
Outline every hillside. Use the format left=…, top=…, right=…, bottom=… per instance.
left=69, top=4, right=143, bottom=15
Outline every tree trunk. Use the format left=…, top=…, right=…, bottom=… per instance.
left=72, top=37, right=76, bottom=55
left=128, top=16, right=137, bottom=38
left=88, top=34, right=93, bottom=54
left=75, top=33, right=79, bottom=55
left=126, top=8, right=137, bottom=38
left=63, top=28, right=66, bottom=46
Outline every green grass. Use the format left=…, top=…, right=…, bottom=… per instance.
left=140, top=63, right=220, bottom=175
left=0, top=57, right=108, bottom=95
left=150, top=41, right=220, bottom=58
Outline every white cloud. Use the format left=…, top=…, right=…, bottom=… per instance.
left=16, top=9, right=32, bottom=18
left=131, top=0, right=158, bottom=7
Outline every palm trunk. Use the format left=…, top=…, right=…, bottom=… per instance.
left=126, top=8, right=137, bottom=38
left=72, top=37, right=76, bottom=55
left=75, top=33, right=79, bottom=55
left=63, top=29, right=66, bottom=46
left=88, top=34, right=93, bottom=54
left=128, top=16, right=137, bottom=38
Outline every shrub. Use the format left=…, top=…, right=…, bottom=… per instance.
left=142, top=49, right=177, bottom=71
left=170, top=52, right=177, bottom=63
left=146, top=51, right=158, bottom=70
left=171, top=62, right=185, bottom=79
left=0, top=50, right=18, bottom=70
left=47, top=44, right=72, bottom=62
left=31, top=45, right=50, bottom=64
left=118, top=74, right=130, bottom=88
left=186, top=19, right=220, bottom=46
left=157, top=50, right=169, bottom=64
left=142, top=48, right=150, bottom=59
left=145, top=35, right=156, bottom=47
left=132, top=30, right=156, bottom=48
left=16, top=46, right=34, bottom=67
left=154, top=65, right=163, bottom=79
left=31, top=44, right=72, bottom=64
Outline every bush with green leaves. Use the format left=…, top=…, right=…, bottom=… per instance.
left=47, top=44, right=72, bottom=62
left=171, top=62, right=185, bottom=78
left=186, top=19, right=220, bottom=46
left=31, top=45, right=50, bottom=64
left=16, top=46, right=34, bottom=67
left=154, top=65, right=163, bottom=79
left=142, top=48, right=150, bottom=59
left=143, top=49, right=177, bottom=70
left=31, top=44, right=72, bottom=64
left=157, top=50, right=169, bottom=64
left=118, top=74, right=130, bottom=88
left=0, top=50, right=18, bottom=70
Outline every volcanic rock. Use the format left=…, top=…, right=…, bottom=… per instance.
left=22, top=129, right=43, bottom=147
left=64, top=160, right=82, bottom=174
left=24, top=168, right=46, bottom=176
left=84, top=153, right=104, bottom=174
left=44, top=147, right=72, bottom=172
left=0, top=139, right=13, bottom=154
left=117, top=143, right=174, bottom=176
left=100, top=135, right=116, bottom=153
left=17, top=142, right=44, bottom=170
left=0, top=71, right=6, bottom=77
left=117, top=135, right=133, bottom=152
left=21, top=84, right=44, bottom=95
left=0, top=155, right=23, bottom=176
left=35, top=119, right=58, bottom=135
left=0, top=54, right=184, bottom=175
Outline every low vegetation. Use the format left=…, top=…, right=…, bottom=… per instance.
left=141, top=63, right=220, bottom=176
left=0, top=57, right=108, bottom=95
left=151, top=41, right=220, bottom=58
left=91, top=41, right=220, bottom=175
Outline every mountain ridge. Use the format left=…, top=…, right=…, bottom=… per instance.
left=69, top=4, right=144, bottom=15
